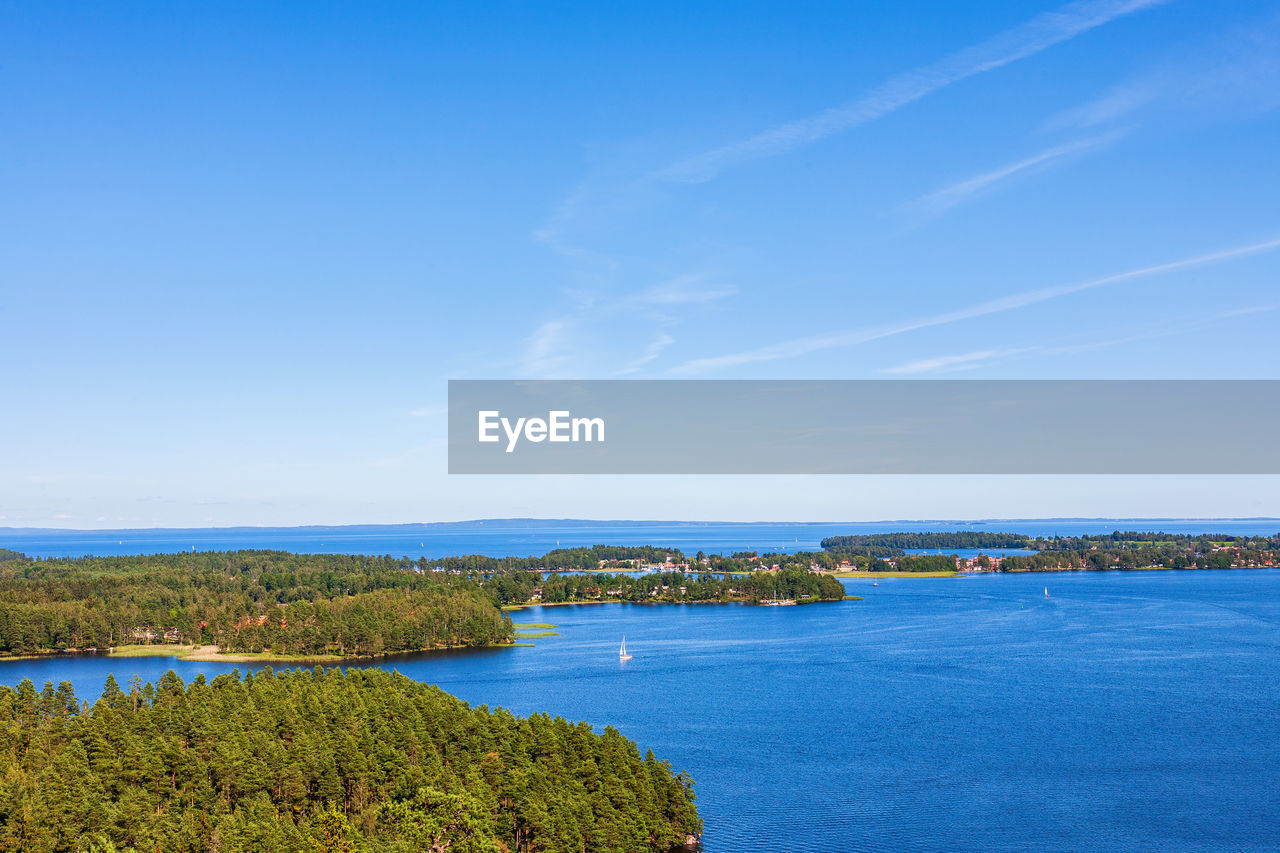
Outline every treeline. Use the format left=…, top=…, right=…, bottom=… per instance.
left=486, top=568, right=847, bottom=606
left=0, top=667, right=700, bottom=852
left=214, top=588, right=510, bottom=656
left=0, top=549, right=25, bottom=563
left=426, top=545, right=679, bottom=574
left=820, top=530, right=1280, bottom=555
left=821, top=532, right=1033, bottom=555
left=0, top=551, right=511, bottom=656
left=817, top=531, right=1280, bottom=573
left=1000, top=546, right=1270, bottom=572
left=1035, top=531, right=1280, bottom=552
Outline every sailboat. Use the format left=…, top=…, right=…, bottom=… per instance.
left=1044, top=587, right=1050, bottom=599
left=619, top=637, right=632, bottom=661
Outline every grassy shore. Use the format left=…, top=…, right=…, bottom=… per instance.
left=503, top=599, right=622, bottom=611
left=108, top=644, right=353, bottom=663
left=102, top=642, right=519, bottom=664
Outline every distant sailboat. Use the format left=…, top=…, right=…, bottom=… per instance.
left=1044, top=587, right=1050, bottom=599
left=619, top=637, right=632, bottom=661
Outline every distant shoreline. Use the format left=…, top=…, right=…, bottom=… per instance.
left=3, top=516, right=1277, bottom=534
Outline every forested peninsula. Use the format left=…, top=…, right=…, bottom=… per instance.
left=0, top=667, right=701, bottom=852
left=0, top=549, right=846, bottom=660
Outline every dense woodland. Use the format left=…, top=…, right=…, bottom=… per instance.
left=0, top=667, right=700, bottom=853
left=820, top=531, right=1032, bottom=555
left=0, top=552, right=511, bottom=657
left=427, top=546, right=679, bottom=574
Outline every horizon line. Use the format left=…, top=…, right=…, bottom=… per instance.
left=3, top=515, right=1279, bottom=535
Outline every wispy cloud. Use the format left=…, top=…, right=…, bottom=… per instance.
left=910, top=132, right=1123, bottom=216
left=1043, top=303, right=1279, bottom=355
left=632, top=275, right=737, bottom=305
left=670, top=234, right=1280, bottom=375
left=1046, top=79, right=1164, bottom=130
left=654, top=0, right=1168, bottom=184
left=1047, top=13, right=1280, bottom=131
left=881, top=348, right=1036, bottom=375
left=519, top=319, right=574, bottom=378
left=508, top=271, right=737, bottom=377
left=617, top=332, right=677, bottom=375
left=878, top=303, right=1278, bottom=374
left=1217, top=303, right=1278, bottom=319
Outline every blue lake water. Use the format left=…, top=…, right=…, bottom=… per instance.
left=3, top=518, right=1277, bottom=559
left=3, top=568, right=1278, bottom=852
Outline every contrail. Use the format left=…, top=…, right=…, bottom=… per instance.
left=670, top=233, right=1280, bottom=374
left=655, top=0, right=1169, bottom=184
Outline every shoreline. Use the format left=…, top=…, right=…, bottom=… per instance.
left=504, top=596, right=848, bottom=611
left=0, top=640, right=525, bottom=665
left=833, top=570, right=958, bottom=578
left=833, top=564, right=1279, bottom=579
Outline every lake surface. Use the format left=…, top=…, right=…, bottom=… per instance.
left=4, top=569, right=1278, bottom=852
left=3, top=517, right=1278, bottom=559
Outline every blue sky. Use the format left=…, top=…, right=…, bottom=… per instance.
left=3, top=0, right=1279, bottom=527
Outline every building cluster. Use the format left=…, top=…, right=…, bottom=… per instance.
left=956, top=555, right=1007, bottom=572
